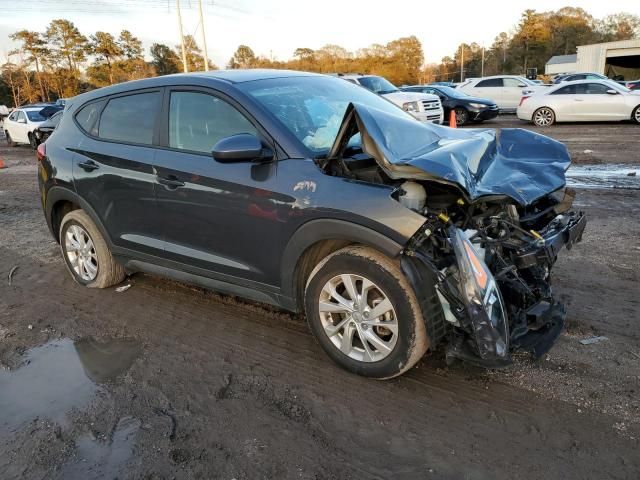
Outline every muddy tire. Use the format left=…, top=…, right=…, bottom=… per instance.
left=5, top=131, right=16, bottom=147
left=632, top=105, right=640, bottom=125
left=59, top=210, right=126, bottom=289
left=305, top=246, right=429, bottom=379
left=532, top=107, right=555, bottom=127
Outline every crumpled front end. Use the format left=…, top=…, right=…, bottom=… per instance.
left=322, top=102, right=586, bottom=366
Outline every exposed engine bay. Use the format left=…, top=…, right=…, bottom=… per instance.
left=318, top=102, right=587, bottom=366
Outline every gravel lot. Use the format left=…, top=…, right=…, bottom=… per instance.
left=1, top=117, right=639, bottom=479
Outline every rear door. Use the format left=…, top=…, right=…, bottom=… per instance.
left=73, top=90, right=164, bottom=256
left=153, top=87, right=283, bottom=284
left=472, top=78, right=504, bottom=108
left=502, top=77, right=528, bottom=110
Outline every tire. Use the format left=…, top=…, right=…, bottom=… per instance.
left=454, top=107, right=469, bottom=126
left=532, top=107, right=555, bottom=126
left=5, top=131, right=16, bottom=147
left=304, top=246, right=429, bottom=379
left=632, top=105, right=640, bottom=124
left=59, top=210, right=126, bottom=289
left=28, top=132, right=37, bottom=149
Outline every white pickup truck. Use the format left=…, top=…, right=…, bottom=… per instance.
left=339, top=74, right=444, bottom=124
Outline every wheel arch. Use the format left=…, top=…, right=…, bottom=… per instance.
left=280, top=219, right=404, bottom=311
left=46, top=186, right=113, bottom=247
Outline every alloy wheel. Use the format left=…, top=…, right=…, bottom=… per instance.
left=318, top=274, right=398, bottom=362
left=65, top=224, right=99, bottom=281
left=455, top=108, right=468, bottom=126
left=634, top=107, right=640, bottom=123
left=533, top=107, right=554, bottom=126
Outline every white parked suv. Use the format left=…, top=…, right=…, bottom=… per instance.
left=340, top=75, right=444, bottom=124
left=3, top=106, right=48, bottom=148
left=457, top=75, right=539, bottom=112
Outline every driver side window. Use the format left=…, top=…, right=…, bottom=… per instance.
left=169, top=91, right=258, bottom=154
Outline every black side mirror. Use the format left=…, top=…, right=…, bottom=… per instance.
left=212, top=133, right=273, bottom=163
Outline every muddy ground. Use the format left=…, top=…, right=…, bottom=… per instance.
left=1, top=117, right=639, bottom=479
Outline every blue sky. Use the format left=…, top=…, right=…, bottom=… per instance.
left=1, top=0, right=638, bottom=67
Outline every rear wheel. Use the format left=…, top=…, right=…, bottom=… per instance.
left=454, top=107, right=469, bottom=126
left=532, top=107, right=555, bottom=126
left=5, top=131, right=16, bottom=147
left=632, top=105, right=640, bottom=124
left=304, top=246, right=429, bottom=379
left=59, top=210, right=126, bottom=288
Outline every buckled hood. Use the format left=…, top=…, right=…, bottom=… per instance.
left=329, top=103, right=571, bottom=206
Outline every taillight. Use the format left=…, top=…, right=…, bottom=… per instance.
left=518, top=96, right=530, bottom=107
left=36, top=142, right=46, bottom=162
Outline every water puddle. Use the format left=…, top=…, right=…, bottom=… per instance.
left=0, top=337, right=141, bottom=435
left=566, top=164, right=640, bottom=190
left=58, top=416, right=141, bottom=480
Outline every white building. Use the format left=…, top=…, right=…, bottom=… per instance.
left=545, top=54, right=577, bottom=75
left=545, top=39, right=640, bottom=80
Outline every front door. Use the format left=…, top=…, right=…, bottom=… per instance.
left=73, top=90, right=164, bottom=256
left=572, top=83, right=627, bottom=120
left=154, top=88, right=286, bottom=285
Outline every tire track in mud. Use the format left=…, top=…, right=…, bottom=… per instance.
left=1, top=247, right=638, bottom=479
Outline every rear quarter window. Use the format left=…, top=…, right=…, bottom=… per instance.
left=75, top=100, right=106, bottom=136
left=98, top=92, right=161, bottom=145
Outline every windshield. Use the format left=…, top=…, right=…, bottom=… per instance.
left=26, top=110, right=46, bottom=122
left=238, top=75, right=413, bottom=155
left=604, top=80, right=630, bottom=93
left=357, top=76, right=399, bottom=95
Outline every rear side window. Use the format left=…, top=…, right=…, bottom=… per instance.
left=503, top=78, right=524, bottom=88
left=76, top=100, right=106, bottom=136
left=98, top=92, right=161, bottom=145
left=168, top=91, right=257, bottom=153
left=476, top=78, right=503, bottom=87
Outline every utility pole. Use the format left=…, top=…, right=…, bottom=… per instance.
left=176, top=0, right=188, bottom=73
left=481, top=45, right=485, bottom=77
left=198, top=0, right=209, bottom=71
left=460, top=44, right=464, bottom=82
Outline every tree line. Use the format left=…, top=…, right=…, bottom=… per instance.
left=1, top=8, right=638, bottom=107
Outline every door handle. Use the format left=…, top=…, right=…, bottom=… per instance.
left=574, top=98, right=584, bottom=101
left=78, top=160, right=99, bottom=171
left=157, top=174, right=185, bottom=189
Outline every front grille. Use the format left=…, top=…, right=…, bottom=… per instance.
left=427, top=114, right=441, bottom=121
left=421, top=100, right=441, bottom=111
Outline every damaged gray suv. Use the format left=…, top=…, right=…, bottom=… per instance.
left=38, top=70, right=586, bottom=378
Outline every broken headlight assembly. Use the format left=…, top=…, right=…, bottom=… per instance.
left=449, top=227, right=509, bottom=361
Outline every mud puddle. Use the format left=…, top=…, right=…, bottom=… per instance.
left=566, top=164, right=640, bottom=190
left=58, top=415, right=141, bottom=480
left=0, top=337, right=141, bottom=434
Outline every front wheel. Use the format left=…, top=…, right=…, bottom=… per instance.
left=59, top=210, right=126, bottom=288
left=305, top=246, right=429, bottom=379
left=455, top=107, right=469, bottom=126
left=532, top=107, right=555, bottom=126
left=632, top=105, right=640, bottom=124
left=28, top=132, right=37, bottom=149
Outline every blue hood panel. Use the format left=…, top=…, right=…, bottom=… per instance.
left=337, top=103, right=571, bottom=206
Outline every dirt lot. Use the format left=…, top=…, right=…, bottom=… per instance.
left=1, top=117, right=639, bottom=479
